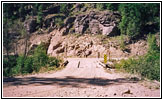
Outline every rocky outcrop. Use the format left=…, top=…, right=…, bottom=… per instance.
left=6, top=5, right=150, bottom=59
left=89, top=19, right=101, bottom=34
left=24, top=17, right=37, bottom=33
left=74, top=14, right=89, bottom=34
left=10, top=34, right=51, bottom=55
left=63, top=17, right=76, bottom=34
left=43, top=14, right=65, bottom=29
left=47, top=33, right=108, bottom=58
left=28, top=34, right=51, bottom=54
left=46, top=30, right=149, bottom=58
left=23, top=10, right=121, bottom=37
left=64, top=17, right=76, bottom=26
left=73, top=11, right=121, bottom=36
left=47, top=32, right=73, bottom=57
left=9, top=29, right=148, bottom=59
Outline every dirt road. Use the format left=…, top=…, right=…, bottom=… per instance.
left=3, top=58, right=160, bottom=97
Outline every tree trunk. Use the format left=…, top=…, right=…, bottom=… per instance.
left=6, top=47, right=9, bottom=60
left=23, top=33, right=29, bottom=58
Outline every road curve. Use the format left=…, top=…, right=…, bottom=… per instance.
left=3, top=58, right=160, bottom=97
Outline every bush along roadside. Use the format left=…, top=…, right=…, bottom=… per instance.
left=114, top=34, right=160, bottom=81
left=3, top=43, right=63, bottom=77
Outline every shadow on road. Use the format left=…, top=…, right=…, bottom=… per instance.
left=3, top=76, right=139, bottom=88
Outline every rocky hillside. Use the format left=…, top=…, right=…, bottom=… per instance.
left=3, top=3, right=160, bottom=59
left=10, top=29, right=148, bottom=59
left=23, top=9, right=121, bottom=36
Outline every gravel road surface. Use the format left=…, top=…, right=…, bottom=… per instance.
left=3, top=58, right=160, bottom=97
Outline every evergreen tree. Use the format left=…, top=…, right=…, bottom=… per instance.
left=60, top=3, right=69, bottom=16
left=96, top=3, right=105, bottom=10
left=37, top=4, right=44, bottom=28
left=105, top=3, right=119, bottom=11
left=118, top=3, right=160, bottom=38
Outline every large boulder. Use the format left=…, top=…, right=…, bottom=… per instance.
left=102, top=25, right=120, bottom=36
left=47, top=29, right=63, bottom=56
left=89, top=19, right=101, bottom=34
left=56, top=47, right=65, bottom=54
left=85, top=50, right=92, bottom=57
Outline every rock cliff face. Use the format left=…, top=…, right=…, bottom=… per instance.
left=5, top=9, right=148, bottom=58
left=38, top=10, right=123, bottom=58
left=23, top=10, right=121, bottom=36
left=73, top=11, right=121, bottom=36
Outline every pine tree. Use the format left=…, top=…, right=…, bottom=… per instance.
left=37, top=4, right=44, bottom=28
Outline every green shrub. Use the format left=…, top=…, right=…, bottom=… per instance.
left=115, top=58, right=138, bottom=73
left=3, top=59, right=10, bottom=69
left=114, top=34, right=160, bottom=81
left=3, top=67, right=10, bottom=77
left=3, top=43, right=63, bottom=76
left=55, top=18, right=64, bottom=28
left=96, top=3, right=105, bottom=10
left=11, top=55, right=24, bottom=75
left=119, top=35, right=126, bottom=51
left=3, top=55, right=17, bottom=68
left=3, top=55, right=18, bottom=76
left=33, top=43, right=49, bottom=72
left=118, top=4, right=142, bottom=38
left=60, top=3, right=67, bottom=13
left=105, top=3, right=119, bottom=11
left=139, top=53, right=160, bottom=80
left=115, top=54, right=160, bottom=81
left=48, top=57, right=60, bottom=67
left=11, top=65, right=21, bottom=76
left=22, top=56, right=33, bottom=74
left=37, top=4, right=44, bottom=27
left=147, top=34, right=160, bottom=53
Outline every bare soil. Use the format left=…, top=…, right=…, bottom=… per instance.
left=3, top=58, right=160, bottom=97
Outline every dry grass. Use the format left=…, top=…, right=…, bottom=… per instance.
left=38, top=64, right=65, bottom=74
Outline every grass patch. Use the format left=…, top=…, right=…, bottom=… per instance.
left=119, top=35, right=126, bottom=51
